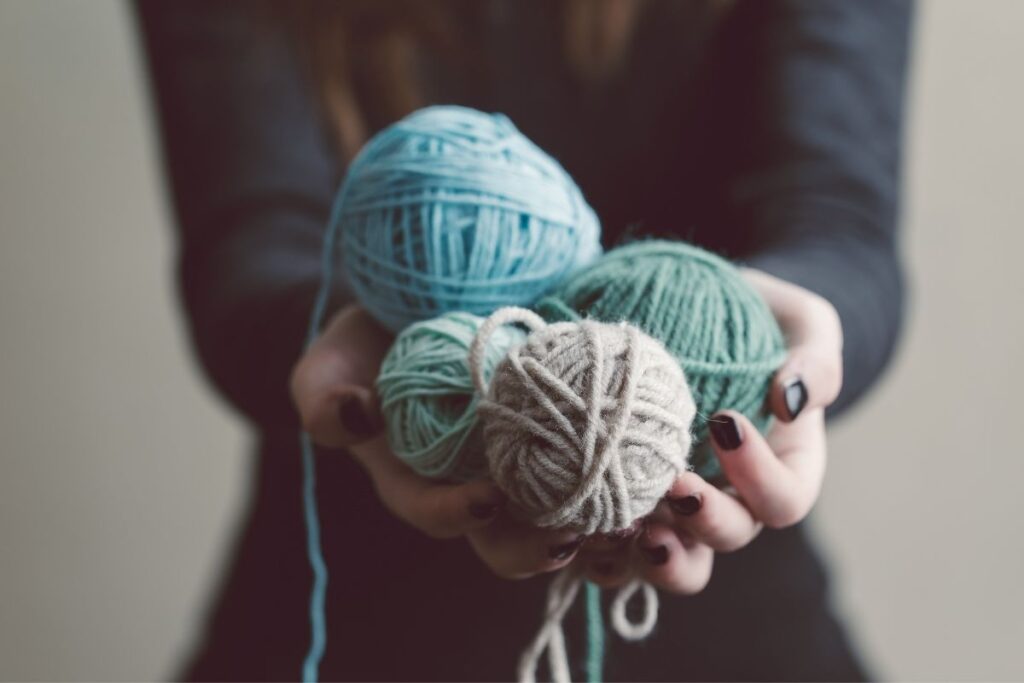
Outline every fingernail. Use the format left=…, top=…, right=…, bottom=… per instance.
left=337, top=394, right=376, bottom=439
left=592, top=560, right=617, bottom=576
left=468, top=502, right=499, bottom=520
left=709, top=414, right=743, bottom=451
left=593, top=525, right=640, bottom=546
left=668, top=493, right=703, bottom=516
left=548, top=537, right=584, bottom=560
left=784, top=377, right=809, bottom=420
left=640, top=545, right=669, bottom=565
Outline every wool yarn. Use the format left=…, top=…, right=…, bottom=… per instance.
left=470, top=307, right=697, bottom=536
left=334, top=105, right=602, bottom=332
left=536, top=240, right=786, bottom=479
left=376, top=312, right=526, bottom=480
left=519, top=569, right=658, bottom=683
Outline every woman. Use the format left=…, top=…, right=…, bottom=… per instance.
left=137, top=1, right=912, bottom=680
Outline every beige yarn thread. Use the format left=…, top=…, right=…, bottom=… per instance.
left=470, top=307, right=697, bottom=683
left=470, top=307, right=697, bottom=535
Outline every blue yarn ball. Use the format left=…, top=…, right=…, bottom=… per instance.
left=334, top=105, right=602, bottom=332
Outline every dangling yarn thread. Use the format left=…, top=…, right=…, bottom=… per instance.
left=297, top=106, right=604, bottom=681
left=470, top=307, right=696, bottom=682
left=536, top=240, right=787, bottom=479
left=336, top=105, right=602, bottom=332
left=377, top=312, right=526, bottom=480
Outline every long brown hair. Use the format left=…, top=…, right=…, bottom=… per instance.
left=289, top=0, right=728, bottom=163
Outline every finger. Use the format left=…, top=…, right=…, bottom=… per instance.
left=580, top=533, right=636, bottom=588
left=742, top=268, right=843, bottom=421
left=307, top=382, right=383, bottom=449
left=709, top=410, right=824, bottom=529
left=468, top=519, right=584, bottom=580
left=408, top=478, right=508, bottom=539
left=650, top=472, right=762, bottom=552
left=769, top=341, right=842, bottom=423
left=352, top=436, right=504, bottom=539
left=634, top=523, right=714, bottom=596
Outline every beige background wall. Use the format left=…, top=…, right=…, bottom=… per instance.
left=0, top=1, right=1021, bottom=680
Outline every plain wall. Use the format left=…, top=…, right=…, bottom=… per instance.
left=0, top=1, right=1021, bottom=680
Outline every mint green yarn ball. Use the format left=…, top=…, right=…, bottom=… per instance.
left=535, top=240, right=787, bottom=479
left=376, top=312, right=526, bottom=480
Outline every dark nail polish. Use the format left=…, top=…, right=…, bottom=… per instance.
left=592, top=560, right=617, bottom=576
left=469, top=502, right=498, bottom=520
left=641, top=545, right=669, bottom=565
left=337, top=394, right=375, bottom=438
left=784, top=378, right=809, bottom=420
left=709, top=414, right=743, bottom=451
left=669, top=493, right=703, bottom=516
left=548, top=537, right=584, bottom=560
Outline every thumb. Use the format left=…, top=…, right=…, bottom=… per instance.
left=290, top=305, right=390, bottom=448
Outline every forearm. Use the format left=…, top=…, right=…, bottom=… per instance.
left=180, top=206, right=351, bottom=427
left=710, top=0, right=914, bottom=415
left=136, top=0, right=347, bottom=426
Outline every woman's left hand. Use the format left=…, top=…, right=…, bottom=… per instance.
left=578, top=268, right=844, bottom=593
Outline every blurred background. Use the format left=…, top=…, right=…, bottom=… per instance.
left=0, top=0, right=1021, bottom=680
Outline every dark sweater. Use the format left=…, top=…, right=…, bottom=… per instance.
left=136, top=1, right=913, bottom=680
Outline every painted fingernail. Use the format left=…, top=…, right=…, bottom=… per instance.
left=592, top=560, right=617, bottom=576
left=784, top=378, right=808, bottom=420
left=641, top=545, right=669, bottom=565
left=337, top=394, right=376, bottom=439
left=592, top=525, right=639, bottom=547
left=709, top=414, right=743, bottom=451
left=548, top=537, right=584, bottom=560
left=468, top=502, right=499, bottom=520
left=669, top=493, right=703, bottom=516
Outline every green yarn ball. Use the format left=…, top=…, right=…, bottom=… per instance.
left=535, top=240, right=787, bottom=479
left=376, top=312, right=526, bottom=480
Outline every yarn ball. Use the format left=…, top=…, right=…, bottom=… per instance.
left=376, top=312, right=526, bottom=480
left=535, top=240, right=787, bottom=480
left=471, top=308, right=697, bottom=535
left=335, top=105, right=602, bottom=332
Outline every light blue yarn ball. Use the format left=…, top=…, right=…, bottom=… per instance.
left=335, top=105, right=602, bottom=332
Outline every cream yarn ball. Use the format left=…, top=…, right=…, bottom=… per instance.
left=470, top=308, right=697, bottom=535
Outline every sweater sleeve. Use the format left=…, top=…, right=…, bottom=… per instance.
left=135, top=0, right=350, bottom=428
left=711, top=0, right=915, bottom=415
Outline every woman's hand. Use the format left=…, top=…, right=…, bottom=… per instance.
left=579, top=269, right=844, bottom=594
left=292, top=266, right=843, bottom=591
left=290, top=305, right=586, bottom=576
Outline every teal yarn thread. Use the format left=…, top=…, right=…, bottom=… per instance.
left=336, top=105, right=602, bottom=332
left=536, top=240, right=786, bottom=479
left=585, top=583, right=604, bottom=683
left=298, top=105, right=598, bottom=681
left=376, top=312, right=526, bottom=480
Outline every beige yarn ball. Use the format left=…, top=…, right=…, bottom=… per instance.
left=470, top=308, right=697, bottom=535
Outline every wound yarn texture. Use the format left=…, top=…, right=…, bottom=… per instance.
left=336, top=105, right=602, bottom=332
left=471, top=307, right=697, bottom=535
left=536, top=240, right=786, bottom=478
left=376, top=312, right=526, bottom=480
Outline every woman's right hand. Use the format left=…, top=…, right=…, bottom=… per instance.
left=289, top=304, right=584, bottom=578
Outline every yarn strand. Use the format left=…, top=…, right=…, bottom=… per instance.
left=585, top=582, right=604, bottom=683
left=518, top=569, right=582, bottom=683
left=610, top=580, right=659, bottom=641
left=297, top=114, right=378, bottom=683
left=300, top=434, right=328, bottom=683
